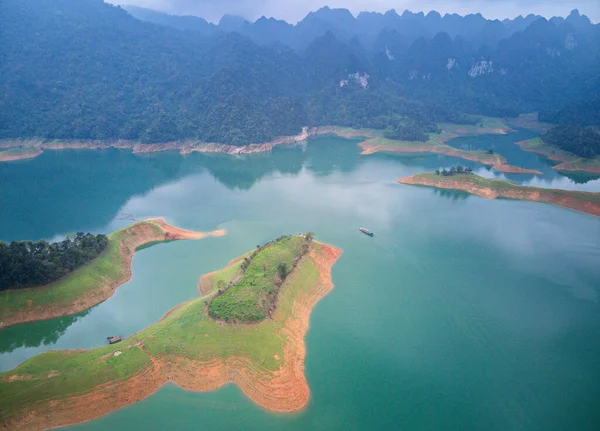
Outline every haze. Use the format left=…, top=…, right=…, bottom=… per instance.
left=116, top=0, right=600, bottom=23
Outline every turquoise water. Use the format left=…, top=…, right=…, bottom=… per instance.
left=1, top=135, right=600, bottom=430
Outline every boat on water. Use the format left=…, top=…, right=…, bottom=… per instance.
left=359, top=227, right=374, bottom=237
left=107, top=335, right=122, bottom=345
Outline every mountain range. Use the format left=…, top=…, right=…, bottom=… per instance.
left=1, top=0, right=598, bottom=146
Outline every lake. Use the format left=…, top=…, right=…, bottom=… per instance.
left=1, top=135, right=599, bottom=431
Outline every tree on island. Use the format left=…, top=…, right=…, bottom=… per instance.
left=436, top=165, right=473, bottom=176
left=277, top=263, right=289, bottom=281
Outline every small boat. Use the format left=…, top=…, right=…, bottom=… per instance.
left=359, top=227, right=374, bottom=237
left=107, top=335, right=122, bottom=345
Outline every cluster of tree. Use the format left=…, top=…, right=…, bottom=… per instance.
left=383, top=115, right=441, bottom=141
left=542, top=125, right=600, bottom=158
left=1, top=0, right=598, bottom=146
left=0, top=233, right=108, bottom=291
left=435, top=166, right=474, bottom=176
left=540, top=97, right=600, bottom=127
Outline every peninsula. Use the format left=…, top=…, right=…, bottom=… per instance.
left=516, top=137, right=600, bottom=175
left=357, top=118, right=538, bottom=173
left=397, top=172, right=600, bottom=217
left=0, top=218, right=225, bottom=328
left=0, top=235, right=342, bottom=431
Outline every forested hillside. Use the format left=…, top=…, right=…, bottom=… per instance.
left=542, top=125, right=600, bottom=158
left=1, top=0, right=599, bottom=145
left=0, top=233, right=108, bottom=291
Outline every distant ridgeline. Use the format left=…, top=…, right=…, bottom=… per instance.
left=1, top=0, right=599, bottom=145
left=0, top=233, right=108, bottom=291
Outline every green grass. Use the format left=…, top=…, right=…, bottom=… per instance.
left=362, top=134, right=506, bottom=165
left=518, top=137, right=576, bottom=160
left=558, top=157, right=600, bottom=171
left=316, top=125, right=383, bottom=138
left=0, top=220, right=168, bottom=323
left=0, top=339, right=150, bottom=418
left=332, top=117, right=513, bottom=165
left=438, top=116, right=512, bottom=134
left=0, top=233, right=123, bottom=321
left=0, top=239, right=331, bottom=422
left=208, top=235, right=307, bottom=322
left=517, top=138, right=600, bottom=174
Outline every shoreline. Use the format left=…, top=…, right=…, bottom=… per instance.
left=491, top=164, right=542, bottom=175
left=1, top=121, right=553, bottom=176
left=0, top=242, right=342, bottom=431
left=397, top=173, right=600, bottom=217
left=0, top=218, right=225, bottom=328
left=516, top=138, right=600, bottom=175
left=356, top=119, right=520, bottom=166
left=359, top=139, right=508, bottom=166
left=0, top=148, right=43, bottom=162
left=0, top=119, right=515, bottom=164
left=0, top=127, right=321, bottom=162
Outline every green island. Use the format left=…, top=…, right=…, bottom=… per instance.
left=0, top=218, right=225, bottom=328
left=516, top=137, right=600, bottom=175
left=0, top=235, right=342, bottom=431
left=397, top=172, right=600, bottom=217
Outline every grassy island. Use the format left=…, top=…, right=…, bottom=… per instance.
left=0, top=235, right=342, bottom=431
left=516, top=137, right=600, bottom=174
left=397, top=172, right=600, bottom=217
left=0, top=218, right=225, bottom=328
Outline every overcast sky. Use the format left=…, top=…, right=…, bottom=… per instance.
left=116, top=0, right=600, bottom=24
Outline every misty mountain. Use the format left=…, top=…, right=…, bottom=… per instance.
left=123, top=5, right=219, bottom=36
left=1, top=0, right=598, bottom=146
left=125, top=5, right=550, bottom=52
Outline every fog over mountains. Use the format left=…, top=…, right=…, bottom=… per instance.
left=1, top=0, right=598, bottom=146
left=116, top=0, right=600, bottom=24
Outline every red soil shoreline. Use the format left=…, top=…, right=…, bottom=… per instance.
left=515, top=139, right=600, bottom=175
left=397, top=174, right=600, bottom=217
left=1, top=244, right=342, bottom=431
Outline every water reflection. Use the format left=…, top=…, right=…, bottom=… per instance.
left=0, top=308, right=90, bottom=355
left=434, top=189, right=471, bottom=201
left=446, top=129, right=600, bottom=187
left=0, top=137, right=365, bottom=241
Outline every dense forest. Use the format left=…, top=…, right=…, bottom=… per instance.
left=0, top=233, right=108, bottom=291
left=542, top=125, right=600, bottom=158
left=1, top=0, right=599, bottom=146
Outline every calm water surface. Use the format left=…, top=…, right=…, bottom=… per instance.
left=1, top=135, right=599, bottom=431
